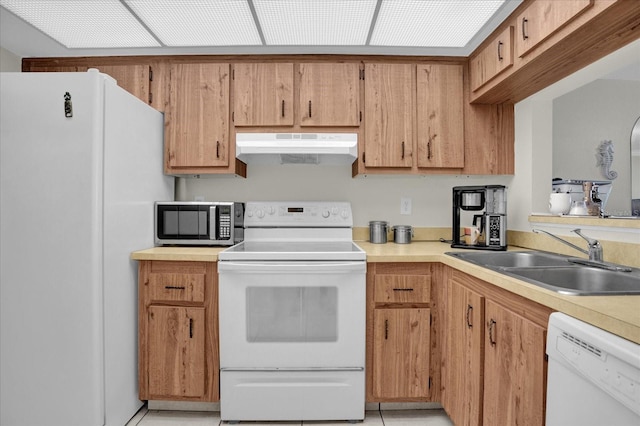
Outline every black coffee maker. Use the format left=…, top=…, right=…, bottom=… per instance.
left=451, top=185, right=507, bottom=250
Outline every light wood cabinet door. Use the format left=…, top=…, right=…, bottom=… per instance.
left=444, top=279, right=484, bottom=426
left=233, top=63, right=294, bottom=126
left=469, top=26, right=514, bottom=92
left=364, top=63, right=414, bottom=167
left=516, top=0, right=594, bottom=58
left=147, top=306, right=206, bottom=398
left=483, top=300, right=547, bottom=426
left=372, top=308, right=430, bottom=399
left=165, top=63, right=230, bottom=170
left=298, top=63, right=360, bottom=127
left=87, top=64, right=151, bottom=104
left=416, top=64, right=464, bottom=168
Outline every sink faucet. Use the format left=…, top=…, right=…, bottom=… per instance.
left=532, top=228, right=603, bottom=262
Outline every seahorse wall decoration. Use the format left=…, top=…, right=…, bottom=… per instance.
left=596, top=140, right=618, bottom=180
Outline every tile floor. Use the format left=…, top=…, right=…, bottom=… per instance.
left=126, top=407, right=454, bottom=426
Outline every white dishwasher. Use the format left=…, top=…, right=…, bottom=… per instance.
left=546, top=313, right=640, bottom=426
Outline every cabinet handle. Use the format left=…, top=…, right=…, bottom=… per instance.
left=384, top=319, right=389, bottom=340
left=216, top=141, right=220, bottom=158
left=466, top=304, right=473, bottom=328
left=393, top=288, right=414, bottom=292
left=427, top=140, right=432, bottom=160
left=401, top=141, right=405, bottom=159
left=497, top=40, right=504, bottom=61
left=281, top=100, right=285, bottom=117
left=308, top=100, right=312, bottom=118
left=165, top=285, right=185, bottom=290
left=488, top=319, right=497, bottom=346
left=189, top=318, right=193, bottom=339
left=522, top=17, right=529, bottom=40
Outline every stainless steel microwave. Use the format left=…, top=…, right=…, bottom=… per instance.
left=155, top=201, right=244, bottom=246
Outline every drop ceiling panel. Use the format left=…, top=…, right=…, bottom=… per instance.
left=0, top=0, right=159, bottom=48
left=124, top=0, right=262, bottom=46
left=371, top=0, right=506, bottom=47
left=254, top=0, right=377, bottom=45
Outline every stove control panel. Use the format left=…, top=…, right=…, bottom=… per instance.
left=244, top=201, right=353, bottom=227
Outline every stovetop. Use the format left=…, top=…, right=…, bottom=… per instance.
left=218, top=201, right=365, bottom=262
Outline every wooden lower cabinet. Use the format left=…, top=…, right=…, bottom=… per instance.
left=138, top=260, right=218, bottom=402
left=367, top=263, right=439, bottom=402
left=443, top=268, right=552, bottom=426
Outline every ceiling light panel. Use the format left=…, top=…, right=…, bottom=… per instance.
left=0, top=0, right=159, bottom=48
left=254, top=0, right=377, bottom=45
left=371, top=0, right=506, bottom=47
left=125, top=0, right=261, bottom=46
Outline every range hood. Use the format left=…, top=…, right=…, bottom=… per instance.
left=236, top=133, right=357, bottom=165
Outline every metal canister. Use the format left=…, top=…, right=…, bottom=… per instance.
left=369, top=221, right=388, bottom=244
left=393, top=225, right=413, bottom=244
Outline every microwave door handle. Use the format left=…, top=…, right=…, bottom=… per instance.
left=209, top=205, right=217, bottom=240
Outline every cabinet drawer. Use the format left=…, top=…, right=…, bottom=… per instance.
left=148, top=273, right=206, bottom=303
left=374, top=275, right=430, bottom=304
left=470, top=25, right=514, bottom=92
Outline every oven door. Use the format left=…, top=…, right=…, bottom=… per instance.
left=218, top=260, right=366, bottom=369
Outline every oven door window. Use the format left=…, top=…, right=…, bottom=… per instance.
left=246, top=287, right=337, bottom=342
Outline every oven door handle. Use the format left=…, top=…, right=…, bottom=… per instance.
left=220, top=367, right=364, bottom=372
left=218, top=261, right=366, bottom=274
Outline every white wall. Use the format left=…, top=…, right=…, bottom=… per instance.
left=177, top=170, right=512, bottom=228
left=0, top=46, right=20, bottom=72
left=553, top=79, right=640, bottom=216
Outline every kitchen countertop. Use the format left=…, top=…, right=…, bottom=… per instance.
left=131, top=242, right=640, bottom=344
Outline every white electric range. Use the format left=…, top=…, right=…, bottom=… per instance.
left=218, top=201, right=366, bottom=421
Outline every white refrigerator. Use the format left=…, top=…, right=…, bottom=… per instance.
left=0, top=71, right=174, bottom=426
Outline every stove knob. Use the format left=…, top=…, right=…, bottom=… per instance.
left=267, top=206, right=276, bottom=215
left=256, top=209, right=265, bottom=219
left=341, top=209, right=349, bottom=219
left=246, top=209, right=253, bottom=218
left=322, top=209, right=331, bottom=218
left=331, top=207, right=339, bottom=215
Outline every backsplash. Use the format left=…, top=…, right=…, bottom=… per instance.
left=176, top=165, right=512, bottom=228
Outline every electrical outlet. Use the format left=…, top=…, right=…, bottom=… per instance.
left=401, top=197, right=412, bottom=215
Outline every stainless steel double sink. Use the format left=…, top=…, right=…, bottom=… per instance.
left=446, top=251, right=640, bottom=295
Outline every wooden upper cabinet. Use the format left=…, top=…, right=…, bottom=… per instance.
left=364, top=63, right=414, bottom=168
left=233, top=63, right=294, bottom=126
left=416, top=64, right=464, bottom=169
left=469, top=25, right=514, bottom=92
left=88, top=64, right=151, bottom=104
left=515, top=0, right=594, bottom=58
left=165, top=63, right=230, bottom=170
left=298, top=63, right=360, bottom=127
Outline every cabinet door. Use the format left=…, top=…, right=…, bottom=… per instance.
left=147, top=306, right=206, bottom=398
left=444, top=280, right=484, bottom=426
left=416, top=64, right=464, bottom=168
left=165, top=63, right=230, bottom=169
left=469, top=26, right=514, bottom=92
left=233, top=63, right=294, bottom=126
left=516, top=0, right=594, bottom=58
left=298, top=63, right=360, bottom=127
left=373, top=308, right=430, bottom=399
left=87, top=64, right=151, bottom=104
left=364, top=64, right=414, bottom=167
left=483, top=300, right=546, bottom=426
